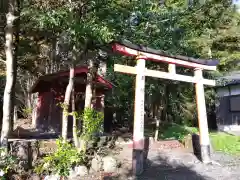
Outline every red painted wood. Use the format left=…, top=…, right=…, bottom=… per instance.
left=35, top=83, right=106, bottom=132
left=112, top=43, right=216, bottom=70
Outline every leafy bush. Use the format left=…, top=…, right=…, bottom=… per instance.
left=35, top=138, right=87, bottom=177
left=81, top=108, right=104, bottom=140
left=0, top=148, right=17, bottom=179
left=22, top=107, right=32, bottom=119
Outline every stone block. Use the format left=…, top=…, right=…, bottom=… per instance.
left=91, top=156, right=103, bottom=172
left=102, top=156, right=118, bottom=173
left=74, top=165, right=88, bottom=176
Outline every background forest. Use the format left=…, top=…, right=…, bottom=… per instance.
left=0, top=0, right=240, bottom=179
left=0, top=0, right=240, bottom=140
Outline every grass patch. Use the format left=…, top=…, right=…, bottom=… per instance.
left=159, top=123, right=198, bottom=142
left=157, top=123, right=240, bottom=155
left=210, top=132, right=240, bottom=155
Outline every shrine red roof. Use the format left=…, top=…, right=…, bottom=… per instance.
left=30, top=66, right=113, bottom=93
left=109, top=39, right=219, bottom=71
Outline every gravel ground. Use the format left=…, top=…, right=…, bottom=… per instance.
left=112, top=145, right=240, bottom=180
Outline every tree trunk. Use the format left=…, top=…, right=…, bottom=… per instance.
left=1, top=0, right=17, bottom=145
left=72, top=85, right=79, bottom=148
left=98, top=61, right=106, bottom=132
left=31, top=93, right=38, bottom=129
left=161, top=84, right=169, bottom=122
left=61, top=66, right=74, bottom=140
left=154, top=104, right=159, bottom=141
left=84, top=59, right=94, bottom=108
left=79, top=59, right=99, bottom=151
left=26, top=75, right=32, bottom=110
left=72, top=86, right=79, bottom=148
left=154, top=99, right=162, bottom=141
left=13, top=105, right=18, bottom=124
left=79, top=60, right=94, bottom=152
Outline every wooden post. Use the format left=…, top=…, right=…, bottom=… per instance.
left=100, top=94, right=105, bottom=134
left=168, top=64, right=176, bottom=74
left=194, top=68, right=211, bottom=164
left=132, top=57, right=145, bottom=175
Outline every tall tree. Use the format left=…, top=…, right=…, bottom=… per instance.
left=1, top=0, right=19, bottom=145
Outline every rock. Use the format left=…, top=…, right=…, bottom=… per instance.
left=98, top=136, right=107, bottom=147
left=10, top=141, right=31, bottom=170
left=91, top=156, right=103, bottom=172
left=31, top=140, right=40, bottom=166
left=184, top=134, right=194, bottom=152
left=29, top=174, right=41, bottom=180
left=68, top=169, right=77, bottom=179
left=43, top=174, right=60, bottom=180
left=9, top=140, right=40, bottom=171
left=74, top=165, right=88, bottom=176
left=88, top=167, right=95, bottom=174
left=102, top=156, right=118, bottom=173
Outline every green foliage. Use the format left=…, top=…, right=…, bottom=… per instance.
left=0, top=148, right=17, bottom=179
left=22, top=107, right=32, bottom=119
left=210, top=132, right=240, bottom=155
left=159, top=124, right=198, bottom=142
left=81, top=108, right=104, bottom=140
left=35, top=138, right=87, bottom=177
left=159, top=124, right=240, bottom=155
left=18, top=0, right=240, bottom=129
left=106, top=0, right=240, bottom=127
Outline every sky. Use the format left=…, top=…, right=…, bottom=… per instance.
left=233, top=0, right=240, bottom=5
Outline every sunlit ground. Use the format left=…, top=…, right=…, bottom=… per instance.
left=145, top=123, right=240, bottom=155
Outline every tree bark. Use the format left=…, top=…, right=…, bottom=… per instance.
left=79, top=58, right=99, bottom=151
left=61, top=65, right=74, bottom=140
left=161, top=84, right=169, bottom=122
left=84, top=59, right=94, bottom=108
left=71, top=86, right=79, bottom=148
left=1, top=0, right=17, bottom=145
left=98, top=60, right=106, bottom=132
left=13, top=105, right=18, bottom=124
left=31, top=93, right=38, bottom=128
left=154, top=103, right=161, bottom=141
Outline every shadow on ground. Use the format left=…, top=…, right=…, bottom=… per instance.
left=104, top=154, right=212, bottom=180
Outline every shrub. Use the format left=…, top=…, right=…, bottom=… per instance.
left=81, top=107, right=104, bottom=140
left=35, top=138, right=87, bottom=177
left=0, top=148, right=17, bottom=179
left=22, top=107, right=32, bottom=119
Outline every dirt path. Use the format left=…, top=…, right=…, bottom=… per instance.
left=114, top=144, right=240, bottom=180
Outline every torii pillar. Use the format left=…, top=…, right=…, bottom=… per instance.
left=194, top=68, right=211, bottom=163
left=132, top=57, right=146, bottom=175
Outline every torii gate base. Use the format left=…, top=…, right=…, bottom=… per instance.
left=111, top=40, right=218, bottom=175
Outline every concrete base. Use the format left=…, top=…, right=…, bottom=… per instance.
left=201, top=145, right=211, bottom=164
left=132, top=149, right=144, bottom=176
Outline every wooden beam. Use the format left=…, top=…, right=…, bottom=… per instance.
left=113, top=44, right=217, bottom=71
left=194, top=68, right=211, bottom=163
left=114, top=64, right=216, bottom=86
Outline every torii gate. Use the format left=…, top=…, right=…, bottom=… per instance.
left=110, top=40, right=219, bottom=175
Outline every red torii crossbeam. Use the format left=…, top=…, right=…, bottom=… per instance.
left=111, top=40, right=219, bottom=176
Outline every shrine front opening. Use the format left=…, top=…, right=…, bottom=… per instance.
left=110, top=40, right=219, bottom=175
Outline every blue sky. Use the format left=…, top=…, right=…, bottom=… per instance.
left=233, top=0, right=240, bottom=4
